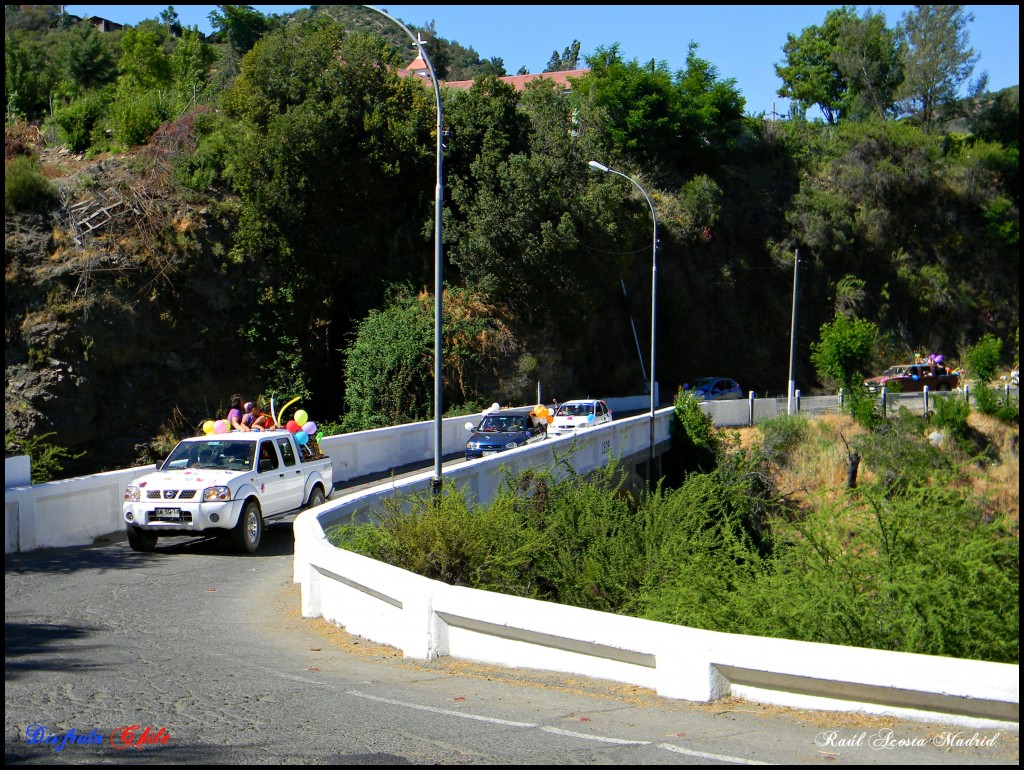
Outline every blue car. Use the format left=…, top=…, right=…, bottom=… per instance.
left=465, top=407, right=547, bottom=459
left=683, top=377, right=743, bottom=401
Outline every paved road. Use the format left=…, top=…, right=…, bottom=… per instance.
left=5, top=525, right=1018, bottom=765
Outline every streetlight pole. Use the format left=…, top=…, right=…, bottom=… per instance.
left=588, top=161, right=658, bottom=476
left=365, top=6, right=445, bottom=494
left=787, top=249, right=799, bottom=415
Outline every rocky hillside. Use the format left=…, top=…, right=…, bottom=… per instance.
left=6, top=121, right=260, bottom=476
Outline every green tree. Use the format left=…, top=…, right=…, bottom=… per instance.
left=341, top=288, right=441, bottom=432
left=775, top=8, right=851, bottom=124
left=896, top=5, right=980, bottom=127
left=171, top=26, right=215, bottom=98
left=5, top=31, right=55, bottom=119
left=810, top=313, right=878, bottom=393
left=575, top=43, right=743, bottom=177
left=64, top=22, right=116, bottom=93
left=208, top=4, right=274, bottom=58
left=160, top=6, right=183, bottom=37
left=775, top=7, right=901, bottom=124
left=224, top=21, right=439, bottom=416
left=832, top=8, right=903, bottom=121
left=117, top=25, right=172, bottom=90
left=544, top=40, right=581, bottom=72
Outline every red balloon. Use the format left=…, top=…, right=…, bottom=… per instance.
left=286, top=420, right=300, bottom=433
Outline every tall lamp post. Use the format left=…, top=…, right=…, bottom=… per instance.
left=588, top=161, right=658, bottom=474
left=366, top=6, right=445, bottom=493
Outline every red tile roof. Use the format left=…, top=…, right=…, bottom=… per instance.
left=401, top=56, right=588, bottom=92
left=441, top=68, right=589, bottom=92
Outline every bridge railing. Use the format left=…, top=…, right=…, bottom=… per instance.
left=293, top=403, right=1018, bottom=728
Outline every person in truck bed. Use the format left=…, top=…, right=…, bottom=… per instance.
left=243, top=403, right=276, bottom=431
left=227, top=394, right=251, bottom=431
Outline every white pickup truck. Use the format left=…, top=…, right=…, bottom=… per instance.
left=122, top=429, right=333, bottom=553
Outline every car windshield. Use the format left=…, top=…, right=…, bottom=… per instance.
left=556, top=403, right=594, bottom=418
left=883, top=366, right=909, bottom=376
left=477, top=415, right=528, bottom=433
left=161, top=440, right=255, bottom=470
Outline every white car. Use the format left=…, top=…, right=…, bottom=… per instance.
left=549, top=399, right=613, bottom=437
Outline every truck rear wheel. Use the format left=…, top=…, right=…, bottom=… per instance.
left=126, top=526, right=158, bottom=552
left=306, top=486, right=326, bottom=509
left=231, top=500, right=263, bottom=554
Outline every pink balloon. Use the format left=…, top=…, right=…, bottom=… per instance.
left=213, top=420, right=228, bottom=434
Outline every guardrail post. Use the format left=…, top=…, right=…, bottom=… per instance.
left=748, top=391, right=755, bottom=426
left=838, top=388, right=844, bottom=409
left=794, top=389, right=801, bottom=413
left=964, top=384, right=970, bottom=409
left=880, top=386, right=887, bottom=418
left=923, top=385, right=930, bottom=417
left=1006, top=383, right=1012, bottom=405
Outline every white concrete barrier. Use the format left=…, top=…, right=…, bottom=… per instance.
left=294, top=427, right=1019, bottom=727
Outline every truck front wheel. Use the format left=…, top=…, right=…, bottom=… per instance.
left=126, top=526, right=158, bottom=552
left=231, top=500, right=263, bottom=554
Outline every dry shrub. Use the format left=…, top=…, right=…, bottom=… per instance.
left=966, top=411, right=1019, bottom=528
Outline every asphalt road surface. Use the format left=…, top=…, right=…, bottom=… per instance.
left=5, top=523, right=1018, bottom=765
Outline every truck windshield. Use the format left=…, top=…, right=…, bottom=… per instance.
left=161, top=440, right=255, bottom=471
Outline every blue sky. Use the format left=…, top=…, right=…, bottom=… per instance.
left=65, top=4, right=1019, bottom=117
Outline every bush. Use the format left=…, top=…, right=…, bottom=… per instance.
left=765, top=486, right=1018, bottom=663
left=5, top=156, right=59, bottom=215
left=758, top=413, right=809, bottom=466
left=52, top=90, right=110, bottom=152
left=931, top=392, right=969, bottom=437
left=4, top=431, right=83, bottom=483
left=671, top=389, right=720, bottom=472
left=109, top=88, right=171, bottom=148
left=963, top=334, right=1003, bottom=384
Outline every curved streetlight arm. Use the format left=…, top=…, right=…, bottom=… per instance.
left=366, top=6, right=445, bottom=492
left=588, top=160, right=658, bottom=475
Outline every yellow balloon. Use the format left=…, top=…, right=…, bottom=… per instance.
left=277, top=396, right=300, bottom=428
left=294, top=409, right=308, bottom=426
left=203, top=420, right=215, bottom=434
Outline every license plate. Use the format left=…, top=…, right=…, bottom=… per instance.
left=151, top=507, right=182, bottom=521
left=482, top=451, right=497, bottom=456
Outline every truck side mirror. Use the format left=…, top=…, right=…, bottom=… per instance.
left=258, top=459, right=274, bottom=473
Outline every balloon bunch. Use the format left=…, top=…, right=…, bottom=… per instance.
left=531, top=404, right=554, bottom=424
left=275, top=396, right=323, bottom=445
left=203, top=419, right=229, bottom=434
left=283, top=408, right=319, bottom=446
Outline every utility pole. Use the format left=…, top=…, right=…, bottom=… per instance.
left=787, top=249, right=799, bottom=415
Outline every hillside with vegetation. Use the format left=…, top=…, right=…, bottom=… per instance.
left=4, top=4, right=1019, bottom=479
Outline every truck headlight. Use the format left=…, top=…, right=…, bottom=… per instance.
left=124, top=485, right=140, bottom=502
left=202, top=486, right=232, bottom=502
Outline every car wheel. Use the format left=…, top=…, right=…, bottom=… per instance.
left=126, top=525, right=158, bottom=552
left=306, top=486, right=326, bottom=509
left=231, top=500, right=263, bottom=554
left=936, top=383, right=951, bottom=392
